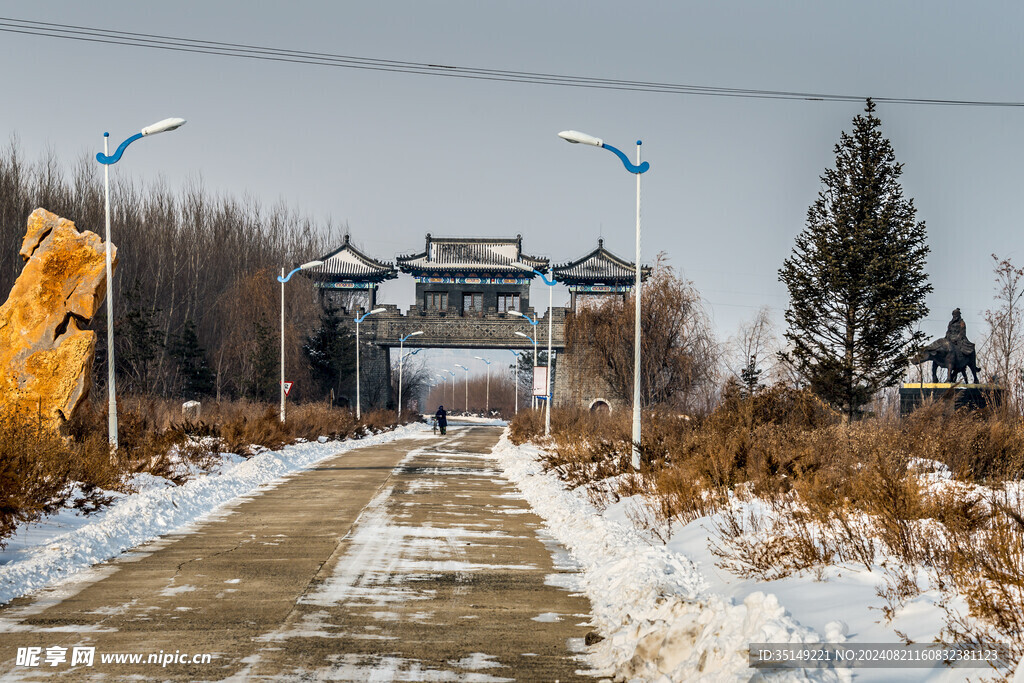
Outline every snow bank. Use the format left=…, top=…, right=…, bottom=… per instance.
left=491, top=433, right=836, bottom=682
left=0, top=423, right=428, bottom=605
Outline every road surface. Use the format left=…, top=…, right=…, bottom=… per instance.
left=0, top=425, right=595, bottom=681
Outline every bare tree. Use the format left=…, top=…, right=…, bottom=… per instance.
left=726, top=307, right=778, bottom=393
left=565, top=258, right=720, bottom=412
left=982, top=254, right=1024, bottom=409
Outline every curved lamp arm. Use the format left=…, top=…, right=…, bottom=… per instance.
left=96, top=132, right=143, bottom=165
left=510, top=262, right=556, bottom=287
left=97, top=118, right=187, bottom=165
left=277, top=259, right=324, bottom=283
left=601, top=141, right=650, bottom=175
left=515, top=331, right=536, bottom=345
left=558, top=130, right=650, bottom=175
left=400, top=331, right=424, bottom=343
left=355, top=307, right=386, bottom=324
left=509, top=310, right=539, bottom=326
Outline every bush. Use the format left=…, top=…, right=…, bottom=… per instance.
left=0, top=396, right=402, bottom=548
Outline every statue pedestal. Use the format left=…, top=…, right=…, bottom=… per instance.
left=899, top=383, right=1002, bottom=416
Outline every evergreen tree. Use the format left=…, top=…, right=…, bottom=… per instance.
left=246, top=319, right=278, bottom=402
left=303, top=305, right=355, bottom=399
left=739, top=355, right=764, bottom=396
left=114, top=282, right=164, bottom=394
left=779, top=99, right=932, bottom=418
left=169, top=321, right=215, bottom=399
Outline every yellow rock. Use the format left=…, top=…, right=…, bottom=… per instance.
left=0, top=208, right=116, bottom=428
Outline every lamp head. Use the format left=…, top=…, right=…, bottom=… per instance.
left=369, top=308, right=386, bottom=315
left=508, top=310, right=525, bottom=318
left=409, top=331, right=424, bottom=337
left=300, top=260, right=324, bottom=270
left=141, top=118, right=187, bottom=136
left=558, top=130, right=603, bottom=147
left=515, top=331, right=531, bottom=339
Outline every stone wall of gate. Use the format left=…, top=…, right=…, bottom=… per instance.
left=348, top=305, right=566, bottom=351
left=343, top=305, right=587, bottom=412
left=552, top=346, right=625, bottom=412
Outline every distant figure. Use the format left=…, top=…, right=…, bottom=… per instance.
left=435, top=405, right=448, bottom=435
left=945, top=308, right=976, bottom=361
left=912, top=307, right=980, bottom=383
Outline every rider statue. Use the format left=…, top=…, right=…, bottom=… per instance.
left=912, top=307, right=980, bottom=384
left=945, top=308, right=976, bottom=365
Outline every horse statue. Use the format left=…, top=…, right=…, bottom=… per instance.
left=911, top=308, right=980, bottom=384
left=911, top=338, right=980, bottom=384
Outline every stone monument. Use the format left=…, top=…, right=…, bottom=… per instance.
left=0, top=208, right=116, bottom=429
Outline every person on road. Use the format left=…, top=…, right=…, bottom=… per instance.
left=434, top=405, right=448, bottom=436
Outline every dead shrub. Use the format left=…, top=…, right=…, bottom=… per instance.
left=0, top=410, right=73, bottom=541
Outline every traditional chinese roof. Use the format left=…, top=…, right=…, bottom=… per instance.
left=552, top=239, right=651, bottom=286
left=307, top=234, right=398, bottom=283
left=396, top=234, right=548, bottom=276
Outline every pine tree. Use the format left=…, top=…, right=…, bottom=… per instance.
left=739, top=355, right=763, bottom=396
left=303, top=305, right=355, bottom=400
left=169, top=321, right=215, bottom=399
left=779, top=99, right=932, bottom=418
left=246, top=319, right=278, bottom=402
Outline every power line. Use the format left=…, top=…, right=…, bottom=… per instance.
left=2, top=16, right=1024, bottom=107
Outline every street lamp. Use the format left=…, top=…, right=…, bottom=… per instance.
left=512, top=264, right=557, bottom=437
left=354, top=307, right=386, bottom=420
left=96, top=117, right=187, bottom=449
left=510, top=350, right=522, bottom=415
left=397, top=331, right=423, bottom=415
left=276, top=260, right=324, bottom=422
left=445, top=369, right=456, bottom=406
left=511, top=313, right=540, bottom=410
left=474, top=356, right=493, bottom=414
left=558, top=129, right=650, bottom=470
left=455, top=364, right=470, bottom=412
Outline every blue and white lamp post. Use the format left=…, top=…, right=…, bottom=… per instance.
left=512, top=265, right=557, bottom=437
left=510, top=350, right=523, bottom=415
left=511, top=312, right=540, bottom=410
left=473, top=356, right=493, bottom=414
left=445, top=369, right=457, bottom=406
left=96, top=117, right=186, bottom=450
left=558, top=130, right=650, bottom=470
left=397, top=331, right=423, bottom=414
left=455, top=364, right=470, bottom=412
left=277, top=260, right=323, bottom=422
left=354, top=307, right=386, bottom=420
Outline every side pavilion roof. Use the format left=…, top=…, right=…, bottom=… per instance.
left=307, top=234, right=398, bottom=283
left=552, top=239, right=651, bottom=285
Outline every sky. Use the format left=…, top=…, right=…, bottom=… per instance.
left=3, top=1, right=1024, bottom=384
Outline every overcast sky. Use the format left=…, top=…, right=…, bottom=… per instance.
left=4, top=1, right=1024, bottom=383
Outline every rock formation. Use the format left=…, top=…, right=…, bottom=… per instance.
left=0, top=208, right=116, bottom=429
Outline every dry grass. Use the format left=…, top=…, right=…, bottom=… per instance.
left=509, top=384, right=1024, bottom=664
left=0, top=397, right=401, bottom=548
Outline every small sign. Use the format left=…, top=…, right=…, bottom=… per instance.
left=282, top=381, right=294, bottom=396
left=532, top=367, right=548, bottom=397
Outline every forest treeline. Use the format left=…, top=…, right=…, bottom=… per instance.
left=0, top=142, right=349, bottom=404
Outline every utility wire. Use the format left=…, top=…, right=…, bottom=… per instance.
left=2, top=16, right=1024, bottom=107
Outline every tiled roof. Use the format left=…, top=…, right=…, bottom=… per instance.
left=552, top=239, right=649, bottom=284
left=308, top=235, right=398, bottom=282
left=396, top=234, right=549, bottom=274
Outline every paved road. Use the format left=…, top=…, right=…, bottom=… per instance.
left=0, top=425, right=595, bottom=681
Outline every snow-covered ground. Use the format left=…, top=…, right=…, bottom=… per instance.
left=491, top=433, right=1022, bottom=682
left=0, top=423, right=429, bottom=606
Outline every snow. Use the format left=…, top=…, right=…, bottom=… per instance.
left=491, top=432, right=1020, bottom=682
left=0, top=422, right=428, bottom=606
